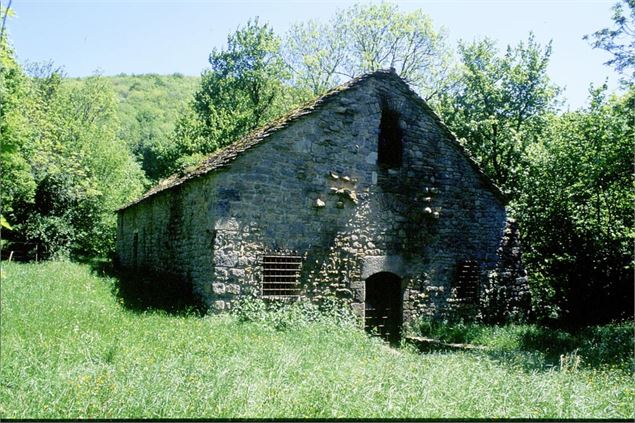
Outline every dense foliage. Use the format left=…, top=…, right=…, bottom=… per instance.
left=432, top=30, right=632, bottom=325
left=437, top=34, right=559, bottom=195
left=1, top=46, right=145, bottom=258
left=514, top=86, right=634, bottom=325
left=0, top=40, right=35, bottom=219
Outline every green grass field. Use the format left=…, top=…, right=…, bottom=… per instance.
left=1, top=261, right=633, bottom=419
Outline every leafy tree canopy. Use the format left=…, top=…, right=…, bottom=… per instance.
left=284, top=2, right=452, bottom=99
left=163, top=19, right=298, bottom=178
left=0, top=35, right=36, bottom=219
left=514, top=85, right=634, bottom=324
left=584, top=0, right=635, bottom=82
left=1, top=50, right=146, bottom=258
left=437, top=34, right=560, bottom=195
left=107, top=73, right=199, bottom=182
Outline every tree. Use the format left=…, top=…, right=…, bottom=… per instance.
left=283, top=19, right=347, bottom=96
left=584, top=0, right=635, bottom=82
left=167, top=19, right=293, bottom=177
left=7, top=65, right=146, bottom=258
left=164, top=6, right=452, bottom=178
left=108, top=74, right=199, bottom=182
left=515, top=85, right=634, bottom=324
left=0, top=30, right=36, bottom=221
left=437, top=34, right=560, bottom=195
left=284, top=3, right=452, bottom=99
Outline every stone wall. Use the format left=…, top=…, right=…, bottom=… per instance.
left=116, top=72, right=528, bottom=324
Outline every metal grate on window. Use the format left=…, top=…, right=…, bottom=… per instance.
left=261, top=255, right=302, bottom=297
left=455, top=260, right=480, bottom=303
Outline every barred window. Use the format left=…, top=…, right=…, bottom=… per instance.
left=455, top=260, right=480, bottom=303
left=261, top=255, right=302, bottom=297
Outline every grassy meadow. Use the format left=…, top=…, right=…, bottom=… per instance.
left=0, top=261, right=633, bottom=419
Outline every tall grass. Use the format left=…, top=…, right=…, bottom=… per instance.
left=1, top=261, right=633, bottom=419
left=410, top=317, right=634, bottom=371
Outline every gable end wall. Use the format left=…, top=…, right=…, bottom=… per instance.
left=116, top=76, right=526, bottom=323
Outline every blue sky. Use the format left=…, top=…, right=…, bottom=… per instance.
left=7, top=0, right=621, bottom=109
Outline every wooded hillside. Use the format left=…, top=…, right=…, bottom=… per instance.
left=106, top=74, right=199, bottom=181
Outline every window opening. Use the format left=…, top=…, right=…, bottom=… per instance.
left=377, top=109, right=403, bottom=168
left=455, top=260, right=480, bottom=304
left=261, top=255, right=302, bottom=297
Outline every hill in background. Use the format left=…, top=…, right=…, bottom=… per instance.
left=108, top=73, right=199, bottom=182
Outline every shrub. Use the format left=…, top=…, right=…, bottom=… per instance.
left=578, top=323, right=634, bottom=370
left=231, top=296, right=358, bottom=331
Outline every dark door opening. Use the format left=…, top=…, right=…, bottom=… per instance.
left=364, top=272, right=402, bottom=343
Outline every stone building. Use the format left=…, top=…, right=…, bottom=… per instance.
left=116, top=69, right=529, bottom=340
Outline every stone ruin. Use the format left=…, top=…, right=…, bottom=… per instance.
left=116, top=69, right=531, bottom=340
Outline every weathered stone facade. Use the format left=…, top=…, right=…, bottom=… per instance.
left=116, top=70, right=529, bottom=331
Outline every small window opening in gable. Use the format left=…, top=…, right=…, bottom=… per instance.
left=455, top=260, right=480, bottom=304
left=377, top=108, right=403, bottom=168
left=261, top=255, right=302, bottom=297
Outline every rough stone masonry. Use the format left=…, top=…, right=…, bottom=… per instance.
left=116, top=69, right=530, bottom=336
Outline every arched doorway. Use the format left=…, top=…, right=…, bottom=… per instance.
left=364, top=272, right=402, bottom=343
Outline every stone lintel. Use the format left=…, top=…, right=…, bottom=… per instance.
left=361, top=255, right=405, bottom=279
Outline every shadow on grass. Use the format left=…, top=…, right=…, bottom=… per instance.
left=512, top=324, right=634, bottom=371
left=86, top=258, right=205, bottom=316
left=408, top=319, right=634, bottom=373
